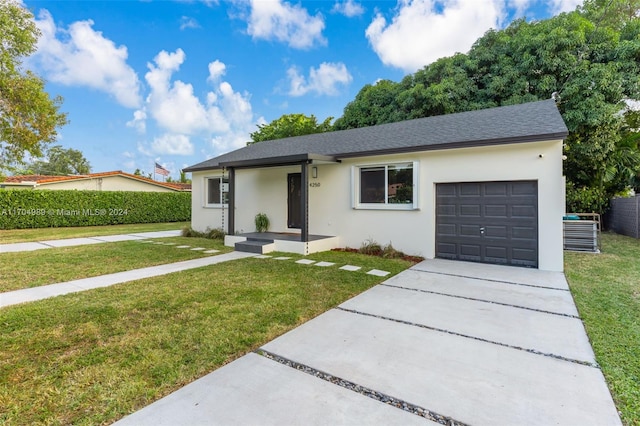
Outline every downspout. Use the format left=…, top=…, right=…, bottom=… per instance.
left=228, top=167, right=235, bottom=235
left=300, top=161, right=309, bottom=249
left=221, top=167, right=225, bottom=233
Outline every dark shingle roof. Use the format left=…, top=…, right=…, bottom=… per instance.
left=184, top=99, right=568, bottom=172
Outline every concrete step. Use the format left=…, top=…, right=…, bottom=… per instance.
left=235, top=240, right=275, bottom=254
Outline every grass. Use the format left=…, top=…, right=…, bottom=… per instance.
left=0, top=237, right=229, bottom=293
left=565, top=232, right=640, bottom=426
left=0, top=251, right=413, bottom=425
left=0, top=222, right=189, bottom=244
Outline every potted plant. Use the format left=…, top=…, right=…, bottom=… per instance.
left=254, top=213, right=270, bottom=233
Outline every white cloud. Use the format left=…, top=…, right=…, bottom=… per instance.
left=287, top=62, right=353, bottom=96
left=32, top=10, right=142, bottom=108
left=332, top=0, right=365, bottom=17
left=126, top=109, right=147, bottom=133
left=507, top=0, right=534, bottom=17
left=246, top=0, right=326, bottom=49
left=179, top=16, right=200, bottom=30
left=151, top=134, right=194, bottom=155
left=365, top=0, right=504, bottom=73
left=207, top=60, right=226, bottom=83
left=132, top=49, right=258, bottom=156
left=548, top=0, right=582, bottom=13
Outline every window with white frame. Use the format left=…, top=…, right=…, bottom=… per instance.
left=353, top=162, right=417, bottom=209
left=205, top=176, right=229, bottom=207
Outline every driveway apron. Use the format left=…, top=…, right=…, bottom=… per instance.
left=116, top=259, right=621, bottom=425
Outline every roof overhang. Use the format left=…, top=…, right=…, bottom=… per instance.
left=191, top=153, right=339, bottom=171
left=334, top=132, right=569, bottom=160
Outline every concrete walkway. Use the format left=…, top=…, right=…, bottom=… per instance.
left=115, top=259, right=621, bottom=426
left=0, top=230, right=182, bottom=253
left=0, top=251, right=255, bottom=308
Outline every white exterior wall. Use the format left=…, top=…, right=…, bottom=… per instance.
left=191, top=171, right=230, bottom=232
left=190, top=140, right=565, bottom=271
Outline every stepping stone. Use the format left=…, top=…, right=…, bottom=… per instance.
left=203, top=249, right=220, bottom=254
left=176, top=245, right=190, bottom=249
left=274, top=256, right=291, bottom=260
left=163, top=242, right=177, bottom=246
left=367, top=269, right=390, bottom=277
left=139, top=240, right=155, bottom=243
left=153, top=242, right=165, bottom=245
left=255, top=255, right=272, bottom=259
left=191, top=247, right=206, bottom=251
left=340, top=265, right=362, bottom=272
left=315, top=261, right=335, bottom=267
left=296, top=259, right=316, bottom=265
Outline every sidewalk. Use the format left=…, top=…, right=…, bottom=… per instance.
left=0, top=230, right=182, bottom=253
left=0, top=251, right=255, bottom=308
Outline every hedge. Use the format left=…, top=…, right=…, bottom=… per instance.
left=0, top=190, right=191, bottom=229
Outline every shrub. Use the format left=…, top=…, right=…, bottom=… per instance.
left=254, top=213, right=270, bottom=233
left=181, top=226, right=225, bottom=240
left=0, top=190, right=190, bottom=229
left=359, top=239, right=382, bottom=256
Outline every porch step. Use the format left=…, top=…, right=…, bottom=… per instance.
left=235, top=240, right=275, bottom=254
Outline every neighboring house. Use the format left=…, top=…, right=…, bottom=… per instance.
left=184, top=100, right=568, bottom=272
left=0, top=171, right=191, bottom=192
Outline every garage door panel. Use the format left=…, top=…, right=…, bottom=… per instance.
left=511, top=181, right=537, bottom=195
left=484, top=182, right=508, bottom=196
left=512, top=226, right=536, bottom=239
left=436, top=181, right=538, bottom=268
left=460, top=183, right=481, bottom=196
left=512, top=205, right=537, bottom=218
left=484, top=205, right=507, bottom=218
left=437, top=204, right=456, bottom=216
left=436, top=242, right=457, bottom=256
left=484, top=225, right=508, bottom=238
left=460, top=224, right=482, bottom=236
left=460, top=204, right=481, bottom=216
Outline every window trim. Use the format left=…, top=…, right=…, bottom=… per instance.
left=204, top=175, right=229, bottom=208
left=352, top=161, right=419, bottom=210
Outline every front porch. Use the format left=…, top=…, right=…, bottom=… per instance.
left=225, top=232, right=340, bottom=255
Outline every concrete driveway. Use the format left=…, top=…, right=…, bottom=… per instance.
left=116, top=259, right=621, bottom=425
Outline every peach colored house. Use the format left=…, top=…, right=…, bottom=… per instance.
left=1, top=171, right=191, bottom=192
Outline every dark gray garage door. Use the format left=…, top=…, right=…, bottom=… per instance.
left=436, top=181, right=538, bottom=268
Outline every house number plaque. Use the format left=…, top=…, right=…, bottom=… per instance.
left=309, top=182, right=321, bottom=188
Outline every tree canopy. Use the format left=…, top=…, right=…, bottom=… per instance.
left=29, top=145, right=91, bottom=175
left=0, top=0, right=68, bottom=173
left=249, top=113, right=333, bottom=144
left=334, top=4, right=640, bottom=214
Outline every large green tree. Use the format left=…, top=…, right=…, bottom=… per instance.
left=249, top=113, right=333, bottom=144
left=0, top=0, right=67, bottom=173
left=334, top=5, right=640, bottom=214
left=29, top=145, right=91, bottom=175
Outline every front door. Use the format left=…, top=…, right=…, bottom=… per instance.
left=288, top=173, right=302, bottom=228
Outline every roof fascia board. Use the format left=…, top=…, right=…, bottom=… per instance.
left=219, top=153, right=337, bottom=169
left=334, top=133, right=568, bottom=160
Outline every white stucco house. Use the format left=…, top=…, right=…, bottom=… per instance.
left=184, top=100, right=568, bottom=271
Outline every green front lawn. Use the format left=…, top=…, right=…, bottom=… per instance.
left=0, top=222, right=188, bottom=244
left=0, top=237, right=230, bottom=293
left=0, top=252, right=413, bottom=425
left=565, top=233, right=640, bottom=426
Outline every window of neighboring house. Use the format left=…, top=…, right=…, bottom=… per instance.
left=205, top=176, right=229, bottom=207
left=353, top=162, right=417, bottom=209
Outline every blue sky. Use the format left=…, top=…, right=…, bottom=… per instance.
left=21, top=0, right=582, bottom=179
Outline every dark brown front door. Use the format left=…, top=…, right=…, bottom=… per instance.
left=288, top=173, right=302, bottom=228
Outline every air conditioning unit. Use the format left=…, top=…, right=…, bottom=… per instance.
left=563, top=218, right=599, bottom=252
